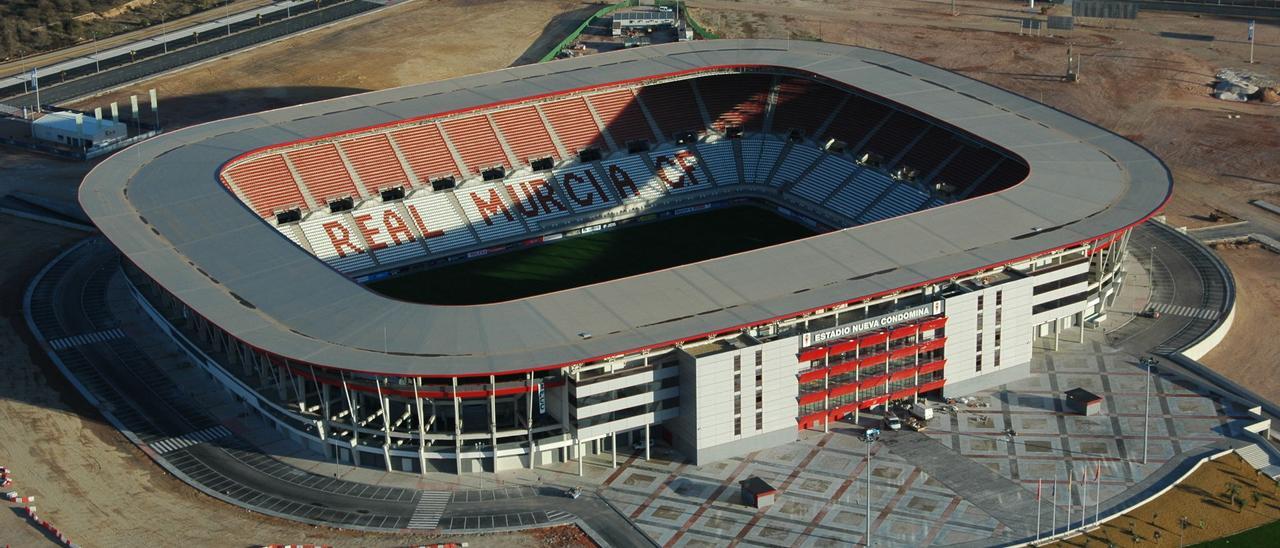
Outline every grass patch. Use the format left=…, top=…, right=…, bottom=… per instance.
left=369, top=205, right=816, bottom=304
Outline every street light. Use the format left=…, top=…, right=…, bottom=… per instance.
left=865, top=437, right=873, bottom=546
left=1142, top=357, right=1157, bottom=465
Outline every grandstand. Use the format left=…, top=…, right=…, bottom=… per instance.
left=220, top=70, right=1025, bottom=279
left=82, top=40, right=1170, bottom=474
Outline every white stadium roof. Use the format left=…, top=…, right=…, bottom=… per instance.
left=79, top=39, right=1170, bottom=377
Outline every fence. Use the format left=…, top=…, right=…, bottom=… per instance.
left=1, top=0, right=378, bottom=108
left=537, top=0, right=719, bottom=63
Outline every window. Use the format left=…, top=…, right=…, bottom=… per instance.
left=755, top=367, right=763, bottom=387
left=996, top=290, right=1003, bottom=306
left=755, top=350, right=763, bottom=366
left=977, top=295, right=984, bottom=311
left=755, top=412, right=764, bottom=431
left=755, top=391, right=763, bottom=409
left=734, top=417, right=742, bottom=436
left=995, top=349, right=1001, bottom=367
left=976, top=337, right=983, bottom=353
left=734, top=395, right=741, bottom=415
left=995, top=308, right=1002, bottom=326
left=976, top=313, right=983, bottom=329
left=994, top=330, right=1002, bottom=347
left=975, top=353, right=983, bottom=372
left=734, top=374, right=741, bottom=392
left=734, top=355, right=741, bottom=371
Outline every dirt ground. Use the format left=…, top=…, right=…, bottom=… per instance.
left=1048, top=453, right=1280, bottom=547
left=1200, top=244, right=1280, bottom=404
left=3, top=1, right=598, bottom=546
left=69, top=0, right=595, bottom=126
left=0, top=216, right=597, bottom=547
left=2, top=0, right=1276, bottom=545
left=688, top=0, right=1280, bottom=229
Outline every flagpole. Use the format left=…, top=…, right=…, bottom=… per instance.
left=1067, top=469, right=1073, bottom=532
left=1052, top=474, right=1058, bottom=536
left=1095, top=463, right=1102, bottom=526
left=1036, top=478, right=1043, bottom=542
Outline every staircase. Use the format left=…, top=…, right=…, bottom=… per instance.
left=1234, top=444, right=1280, bottom=479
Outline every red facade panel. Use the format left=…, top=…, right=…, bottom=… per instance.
left=919, top=316, right=948, bottom=332
left=798, top=368, right=827, bottom=384
left=918, top=359, right=946, bottom=375
left=799, top=391, right=826, bottom=406
left=918, top=379, right=947, bottom=394
left=797, top=347, right=826, bottom=363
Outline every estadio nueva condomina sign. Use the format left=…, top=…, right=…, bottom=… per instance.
left=801, top=301, right=943, bottom=348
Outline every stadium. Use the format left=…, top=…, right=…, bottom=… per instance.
left=80, top=39, right=1171, bottom=474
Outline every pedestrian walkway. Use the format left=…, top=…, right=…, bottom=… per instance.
left=408, top=491, right=452, bottom=529
left=148, top=425, right=232, bottom=454
left=1147, top=302, right=1219, bottom=320
left=48, top=328, right=124, bottom=350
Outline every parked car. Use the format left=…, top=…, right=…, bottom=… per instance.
left=883, top=415, right=902, bottom=431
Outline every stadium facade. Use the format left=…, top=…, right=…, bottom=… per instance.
left=81, top=40, right=1170, bottom=473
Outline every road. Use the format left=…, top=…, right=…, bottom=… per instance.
left=0, top=0, right=277, bottom=79
left=25, top=238, right=655, bottom=544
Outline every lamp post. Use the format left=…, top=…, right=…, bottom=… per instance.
left=865, top=437, right=873, bottom=546
left=1142, top=357, right=1156, bottom=465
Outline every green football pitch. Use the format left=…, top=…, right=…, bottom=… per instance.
left=368, top=205, right=818, bottom=304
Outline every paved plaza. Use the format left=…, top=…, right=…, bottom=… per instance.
left=586, top=329, right=1252, bottom=547
left=53, top=234, right=1255, bottom=547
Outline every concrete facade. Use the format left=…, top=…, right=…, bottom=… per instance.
left=671, top=335, right=799, bottom=464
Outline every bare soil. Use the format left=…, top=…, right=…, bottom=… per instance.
left=3, top=0, right=1276, bottom=545
left=1200, top=244, right=1280, bottom=404
left=69, top=0, right=592, bottom=126
left=687, top=0, right=1280, bottom=230
left=4, top=1, right=597, bottom=545
left=1049, top=453, right=1280, bottom=547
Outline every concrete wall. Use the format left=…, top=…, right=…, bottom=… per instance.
left=671, top=336, right=798, bottom=464
left=943, top=276, right=1035, bottom=397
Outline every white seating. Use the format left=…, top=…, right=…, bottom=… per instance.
left=696, top=141, right=740, bottom=186
left=554, top=164, right=618, bottom=212
left=791, top=154, right=857, bottom=203
left=455, top=182, right=529, bottom=242
left=401, top=190, right=477, bottom=254
left=650, top=147, right=706, bottom=194
left=602, top=155, right=663, bottom=202
left=299, top=210, right=378, bottom=272
left=861, top=184, right=931, bottom=222
left=500, top=174, right=572, bottom=229
left=349, top=201, right=430, bottom=266
left=826, top=168, right=892, bottom=219
left=770, top=145, right=822, bottom=188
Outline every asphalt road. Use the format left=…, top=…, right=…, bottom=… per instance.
left=0, top=0, right=277, bottom=78
left=28, top=239, right=655, bottom=543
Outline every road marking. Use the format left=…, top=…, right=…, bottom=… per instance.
left=49, top=328, right=125, bottom=350
left=149, top=425, right=232, bottom=454
left=1148, top=302, right=1219, bottom=320
left=408, top=491, right=451, bottom=529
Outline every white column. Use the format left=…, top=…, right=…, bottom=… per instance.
left=612, top=432, right=618, bottom=468
left=644, top=423, right=651, bottom=461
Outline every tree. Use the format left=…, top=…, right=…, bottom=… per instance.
left=1224, top=482, right=1243, bottom=510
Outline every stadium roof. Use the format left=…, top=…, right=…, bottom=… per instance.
left=80, top=39, right=1171, bottom=377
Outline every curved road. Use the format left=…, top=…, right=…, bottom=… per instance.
left=25, top=238, right=653, bottom=546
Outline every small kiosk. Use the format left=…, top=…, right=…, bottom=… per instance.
left=740, top=476, right=777, bottom=508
